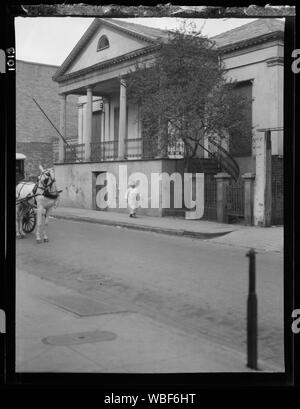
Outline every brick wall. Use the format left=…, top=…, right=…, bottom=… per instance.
left=16, top=60, right=78, bottom=176
left=271, top=155, right=283, bottom=225
left=16, top=142, right=53, bottom=179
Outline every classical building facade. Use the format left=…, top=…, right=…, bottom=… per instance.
left=53, top=18, right=284, bottom=225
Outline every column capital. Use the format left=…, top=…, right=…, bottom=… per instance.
left=214, top=172, right=231, bottom=180
left=242, top=172, right=256, bottom=180
left=119, top=77, right=127, bottom=87
left=85, top=85, right=94, bottom=92
left=266, top=57, right=284, bottom=67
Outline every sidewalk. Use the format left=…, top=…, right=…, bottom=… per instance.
left=52, top=206, right=283, bottom=253
left=16, top=270, right=282, bottom=373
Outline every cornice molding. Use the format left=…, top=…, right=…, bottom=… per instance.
left=266, top=56, right=284, bottom=67
left=217, top=31, right=284, bottom=55
left=54, top=44, right=160, bottom=83
left=53, top=18, right=161, bottom=81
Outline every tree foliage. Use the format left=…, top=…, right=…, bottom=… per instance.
left=126, top=22, right=251, bottom=167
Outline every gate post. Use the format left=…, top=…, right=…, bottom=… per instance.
left=254, top=130, right=272, bottom=226
left=242, top=173, right=255, bottom=225
left=214, top=172, right=231, bottom=223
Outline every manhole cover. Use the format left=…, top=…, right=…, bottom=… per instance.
left=43, top=294, right=128, bottom=316
left=42, top=330, right=117, bottom=346
left=77, top=273, right=103, bottom=282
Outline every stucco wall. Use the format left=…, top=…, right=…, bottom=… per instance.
left=54, top=159, right=165, bottom=216
left=222, top=41, right=284, bottom=156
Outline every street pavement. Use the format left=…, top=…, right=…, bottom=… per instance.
left=52, top=206, right=283, bottom=253
left=16, top=270, right=282, bottom=373
left=16, top=217, right=284, bottom=373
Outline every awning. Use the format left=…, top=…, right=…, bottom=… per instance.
left=16, top=153, right=26, bottom=160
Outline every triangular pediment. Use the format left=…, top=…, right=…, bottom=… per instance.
left=54, top=19, right=165, bottom=80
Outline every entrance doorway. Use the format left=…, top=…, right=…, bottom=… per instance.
left=93, top=171, right=107, bottom=211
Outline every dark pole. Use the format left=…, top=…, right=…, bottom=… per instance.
left=246, top=248, right=258, bottom=370
left=32, top=97, right=81, bottom=162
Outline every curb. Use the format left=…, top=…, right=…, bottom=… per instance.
left=53, top=214, right=233, bottom=240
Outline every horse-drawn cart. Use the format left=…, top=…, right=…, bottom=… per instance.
left=16, top=153, right=37, bottom=234
left=16, top=195, right=37, bottom=233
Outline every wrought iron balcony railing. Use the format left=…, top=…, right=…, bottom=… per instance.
left=53, top=137, right=186, bottom=163
left=64, top=143, right=85, bottom=162
left=125, top=138, right=142, bottom=159
left=90, top=141, right=118, bottom=161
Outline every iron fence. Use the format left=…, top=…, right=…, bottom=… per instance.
left=125, top=138, right=143, bottom=159
left=53, top=141, right=59, bottom=163
left=142, top=137, right=159, bottom=159
left=203, top=174, right=217, bottom=221
left=226, top=177, right=245, bottom=219
left=168, top=140, right=185, bottom=159
left=90, top=141, right=118, bottom=161
left=64, top=143, right=85, bottom=162
left=271, top=156, right=283, bottom=225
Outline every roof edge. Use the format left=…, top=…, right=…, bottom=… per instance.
left=53, top=18, right=162, bottom=81
left=215, top=30, right=284, bottom=54
left=53, top=19, right=100, bottom=81
left=17, top=59, right=59, bottom=69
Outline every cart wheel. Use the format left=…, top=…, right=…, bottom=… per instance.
left=22, top=207, right=36, bottom=233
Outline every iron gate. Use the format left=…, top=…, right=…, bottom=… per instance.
left=226, top=178, right=245, bottom=220
left=203, top=174, right=217, bottom=221
left=271, top=156, right=283, bottom=225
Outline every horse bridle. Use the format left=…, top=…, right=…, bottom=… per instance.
left=32, top=169, right=59, bottom=198
left=16, top=170, right=61, bottom=204
left=38, top=169, right=54, bottom=188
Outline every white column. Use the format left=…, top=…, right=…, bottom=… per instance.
left=103, top=98, right=110, bottom=142
left=85, top=86, right=93, bottom=161
left=100, top=99, right=105, bottom=143
left=266, top=58, right=284, bottom=155
left=118, top=78, right=127, bottom=159
left=254, top=131, right=272, bottom=226
left=78, top=103, right=83, bottom=144
left=59, top=94, right=67, bottom=162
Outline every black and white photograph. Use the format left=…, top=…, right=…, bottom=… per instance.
left=1, top=3, right=297, bottom=389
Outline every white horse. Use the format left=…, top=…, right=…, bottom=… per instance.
left=16, top=165, right=60, bottom=243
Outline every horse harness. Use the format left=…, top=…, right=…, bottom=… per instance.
left=16, top=171, right=59, bottom=205
left=32, top=171, right=60, bottom=200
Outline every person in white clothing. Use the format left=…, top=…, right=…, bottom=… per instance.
left=125, top=181, right=139, bottom=218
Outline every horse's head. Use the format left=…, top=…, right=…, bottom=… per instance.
left=38, top=166, right=57, bottom=194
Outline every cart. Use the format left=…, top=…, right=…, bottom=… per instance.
left=16, top=153, right=37, bottom=233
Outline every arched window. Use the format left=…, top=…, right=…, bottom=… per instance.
left=97, top=35, right=109, bottom=51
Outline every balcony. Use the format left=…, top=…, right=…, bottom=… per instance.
left=125, top=138, right=142, bottom=159
left=53, top=137, right=185, bottom=163
left=65, top=143, right=85, bottom=162
left=90, top=141, right=118, bottom=161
